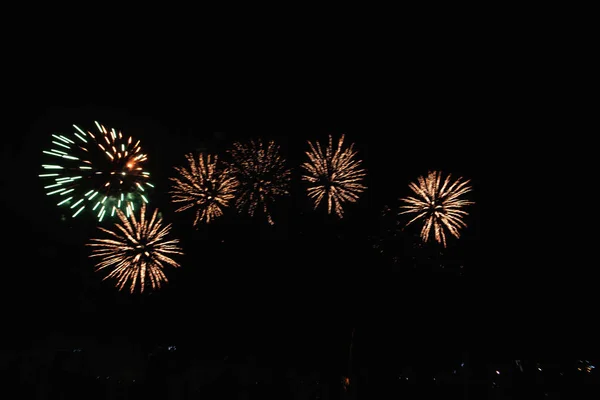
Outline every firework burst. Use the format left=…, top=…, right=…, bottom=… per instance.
left=399, top=171, right=474, bottom=247
left=170, top=153, right=239, bottom=226
left=40, top=121, right=153, bottom=221
left=301, top=134, right=367, bottom=218
left=226, top=139, right=291, bottom=225
left=87, top=203, right=183, bottom=293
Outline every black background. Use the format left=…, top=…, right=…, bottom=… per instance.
left=2, top=24, right=589, bottom=398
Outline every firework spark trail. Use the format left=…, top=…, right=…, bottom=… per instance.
left=40, top=121, right=153, bottom=221
left=399, top=171, right=474, bottom=247
left=342, top=328, right=356, bottom=393
left=301, top=134, right=367, bottom=218
left=226, top=139, right=291, bottom=225
left=170, top=153, right=238, bottom=226
left=87, top=203, right=183, bottom=293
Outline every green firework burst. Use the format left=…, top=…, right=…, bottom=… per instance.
left=40, top=121, right=154, bottom=221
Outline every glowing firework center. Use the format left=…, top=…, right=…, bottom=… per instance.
left=41, top=122, right=154, bottom=221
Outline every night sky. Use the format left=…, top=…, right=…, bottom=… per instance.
left=8, top=53, right=591, bottom=398
left=3, top=86, right=484, bottom=337
left=2, top=12, right=596, bottom=397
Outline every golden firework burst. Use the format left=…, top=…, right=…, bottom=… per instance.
left=399, top=171, right=474, bottom=247
left=87, top=203, right=183, bottom=293
left=170, top=153, right=238, bottom=226
left=226, top=139, right=291, bottom=225
left=301, top=134, right=367, bottom=218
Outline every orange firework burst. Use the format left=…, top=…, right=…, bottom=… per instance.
left=226, top=139, right=291, bottom=225
left=301, top=134, right=367, bottom=218
left=87, top=203, right=183, bottom=293
left=399, top=171, right=474, bottom=247
left=170, top=153, right=238, bottom=226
